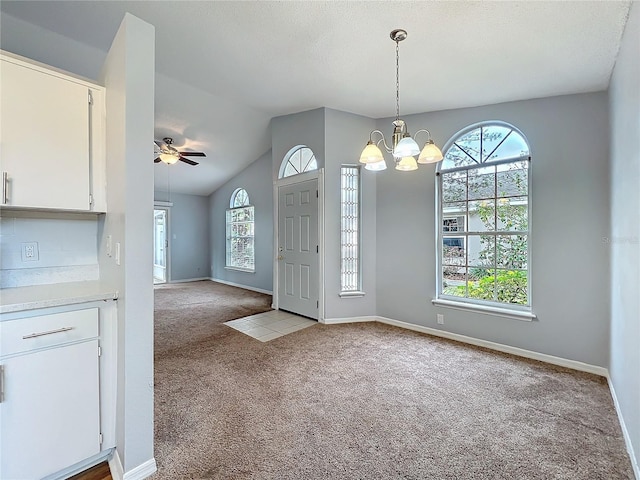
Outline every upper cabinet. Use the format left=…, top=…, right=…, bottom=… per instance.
left=0, top=52, right=106, bottom=212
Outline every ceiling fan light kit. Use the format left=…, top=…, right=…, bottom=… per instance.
left=154, top=137, right=206, bottom=166
left=359, top=29, right=443, bottom=172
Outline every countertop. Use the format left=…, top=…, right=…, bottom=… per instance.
left=0, top=281, right=118, bottom=314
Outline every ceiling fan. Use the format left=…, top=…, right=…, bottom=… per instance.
left=154, top=137, right=206, bottom=166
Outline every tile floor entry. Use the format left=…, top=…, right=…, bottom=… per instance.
left=225, top=310, right=316, bottom=342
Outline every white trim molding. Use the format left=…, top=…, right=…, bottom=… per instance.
left=108, top=450, right=124, bottom=480
left=321, top=316, right=376, bottom=325
left=608, top=377, right=640, bottom=479
left=432, top=298, right=536, bottom=321
left=168, top=277, right=210, bottom=284
left=109, top=451, right=157, bottom=480
left=210, top=278, right=272, bottom=295
left=321, top=314, right=607, bottom=377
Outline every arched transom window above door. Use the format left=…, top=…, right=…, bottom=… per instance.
left=279, top=145, right=318, bottom=179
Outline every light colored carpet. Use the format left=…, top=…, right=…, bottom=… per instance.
left=153, top=281, right=633, bottom=479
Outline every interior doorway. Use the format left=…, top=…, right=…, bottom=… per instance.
left=154, top=208, right=169, bottom=284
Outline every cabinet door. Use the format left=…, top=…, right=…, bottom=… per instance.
left=0, top=59, right=90, bottom=210
left=0, top=340, right=101, bottom=480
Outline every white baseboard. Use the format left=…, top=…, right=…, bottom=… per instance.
left=169, top=277, right=210, bottom=284
left=608, top=377, right=640, bottom=479
left=109, top=450, right=157, bottom=480
left=210, top=277, right=273, bottom=295
left=108, top=450, right=124, bottom=480
left=375, top=316, right=608, bottom=377
left=321, top=316, right=376, bottom=325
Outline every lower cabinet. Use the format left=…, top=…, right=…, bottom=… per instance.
left=0, top=308, right=101, bottom=480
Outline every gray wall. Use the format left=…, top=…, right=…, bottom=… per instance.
left=271, top=108, right=326, bottom=177
left=209, top=151, right=273, bottom=292
left=323, top=108, right=377, bottom=319
left=154, top=191, right=210, bottom=282
left=376, top=92, right=611, bottom=367
left=99, top=14, right=156, bottom=473
left=609, top=1, right=640, bottom=472
left=0, top=213, right=99, bottom=288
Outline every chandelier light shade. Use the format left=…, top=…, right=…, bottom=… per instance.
left=359, top=141, right=385, bottom=164
left=364, top=158, right=387, bottom=171
left=417, top=139, right=444, bottom=164
left=359, top=29, right=443, bottom=172
left=396, top=156, right=418, bottom=171
left=394, top=136, right=421, bottom=157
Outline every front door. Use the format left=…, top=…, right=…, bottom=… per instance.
left=277, top=178, right=319, bottom=319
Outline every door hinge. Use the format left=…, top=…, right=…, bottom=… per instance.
left=97, top=345, right=102, bottom=357
left=316, top=300, right=319, bottom=309
left=89, top=194, right=94, bottom=206
left=316, top=245, right=319, bottom=253
left=99, top=433, right=103, bottom=445
left=88, top=90, right=93, bottom=105
left=316, top=190, right=318, bottom=198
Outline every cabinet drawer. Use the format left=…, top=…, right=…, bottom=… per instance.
left=0, top=308, right=98, bottom=357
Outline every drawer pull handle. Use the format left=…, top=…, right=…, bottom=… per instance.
left=22, top=326, right=74, bottom=339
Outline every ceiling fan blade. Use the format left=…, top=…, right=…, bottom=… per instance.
left=178, top=151, right=206, bottom=157
left=154, top=157, right=162, bottom=163
left=179, top=156, right=199, bottom=166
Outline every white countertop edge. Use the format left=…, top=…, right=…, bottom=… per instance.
left=0, top=281, right=118, bottom=314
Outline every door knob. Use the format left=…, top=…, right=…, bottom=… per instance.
left=277, top=255, right=284, bottom=260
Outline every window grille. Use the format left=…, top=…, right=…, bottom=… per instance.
left=280, top=146, right=318, bottom=178
left=226, top=189, right=255, bottom=271
left=438, top=123, right=531, bottom=308
left=340, top=165, right=361, bottom=292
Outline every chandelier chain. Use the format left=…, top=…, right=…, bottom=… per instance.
left=395, top=40, right=400, bottom=121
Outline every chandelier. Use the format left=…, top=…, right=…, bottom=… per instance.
left=359, top=29, right=443, bottom=172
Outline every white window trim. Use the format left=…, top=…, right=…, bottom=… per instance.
left=435, top=121, right=533, bottom=317
left=224, top=266, right=255, bottom=274
left=339, top=291, right=366, bottom=298
left=340, top=164, right=362, bottom=295
left=279, top=145, right=318, bottom=179
left=431, top=298, right=536, bottom=321
left=225, top=202, right=255, bottom=272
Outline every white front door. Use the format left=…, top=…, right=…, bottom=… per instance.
left=278, top=178, right=319, bottom=319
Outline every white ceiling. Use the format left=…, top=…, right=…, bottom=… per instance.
left=0, top=1, right=632, bottom=196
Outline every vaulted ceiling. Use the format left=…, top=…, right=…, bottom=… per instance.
left=0, top=1, right=632, bottom=195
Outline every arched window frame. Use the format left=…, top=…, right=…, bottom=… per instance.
left=230, top=188, right=250, bottom=208
left=435, top=121, right=533, bottom=317
left=226, top=188, right=255, bottom=272
left=279, top=145, right=318, bottom=179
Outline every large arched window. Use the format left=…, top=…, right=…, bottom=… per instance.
left=279, top=145, right=318, bottom=178
left=226, top=188, right=255, bottom=271
left=437, top=122, right=531, bottom=310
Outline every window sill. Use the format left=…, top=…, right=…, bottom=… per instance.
left=224, top=266, right=255, bottom=273
left=431, top=298, right=536, bottom=322
left=339, top=291, right=366, bottom=298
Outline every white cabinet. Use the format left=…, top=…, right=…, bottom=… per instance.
left=0, top=52, right=106, bottom=212
left=0, top=308, right=101, bottom=480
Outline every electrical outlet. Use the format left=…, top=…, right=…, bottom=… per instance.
left=437, top=314, right=444, bottom=325
left=106, top=235, right=112, bottom=257
left=21, top=242, right=39, bottom=262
